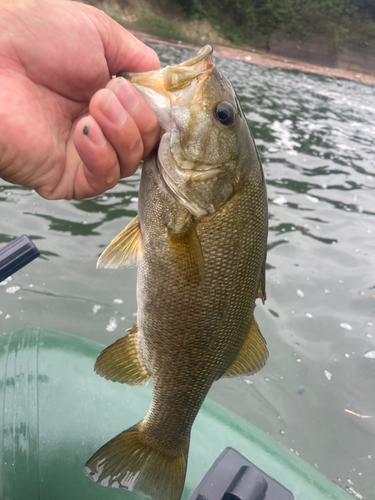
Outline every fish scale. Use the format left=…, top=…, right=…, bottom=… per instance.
left=85, top=45, right=268, bottom=500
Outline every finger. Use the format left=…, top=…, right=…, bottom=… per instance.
left=74, top=115, right=121, bottom=198
left=107, top=77, right=160, bottom=159
left=89, top=88, right=147, bottom=178
left=85, top=5, right=160, bottom=74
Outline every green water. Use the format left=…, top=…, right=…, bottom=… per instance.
left=1, top=44, right=374, bottom=498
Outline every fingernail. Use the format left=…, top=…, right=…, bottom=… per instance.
left=110, top=77, right=140, bottom=113
left=100, top=90, right=126, bottom=126
left=82, top=116, right=106, bottom=147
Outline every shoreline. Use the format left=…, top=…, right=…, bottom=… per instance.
left=131, top=30, right=375, bottom=86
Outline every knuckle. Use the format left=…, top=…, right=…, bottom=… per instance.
left=142, top=112, right=159, bottom=137
left=126, top=132, right=143, bottom=156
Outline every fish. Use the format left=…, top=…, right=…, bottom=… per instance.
left=84, top=45, right=268, bottom=500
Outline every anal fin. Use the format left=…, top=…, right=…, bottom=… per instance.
left=97, top=215, right=142, bottom=269
left=222, top=317, right=268, bottom=378
left=94, top=324, right=149, bottom=385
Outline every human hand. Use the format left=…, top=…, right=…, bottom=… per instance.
left=0, top=0, right=160, bottom=200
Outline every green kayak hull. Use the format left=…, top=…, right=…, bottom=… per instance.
left=0, top=327, right=352, bottom=500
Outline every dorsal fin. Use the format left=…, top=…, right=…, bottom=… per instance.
left=97, top=216, right=142, bottom=269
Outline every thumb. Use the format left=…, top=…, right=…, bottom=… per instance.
left=84, top=4, right=161, bottom=74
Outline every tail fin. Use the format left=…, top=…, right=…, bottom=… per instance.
left=84, top=422, right=189, bottom=500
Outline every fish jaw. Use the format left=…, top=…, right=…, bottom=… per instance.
left=121, top=45, right=214, bottom=133
left=121, top=45, right=214, bottom=99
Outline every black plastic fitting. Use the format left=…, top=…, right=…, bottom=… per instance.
left=190, top=447, right=294, bottom=500
left=0, top=235, right=40, bottom=282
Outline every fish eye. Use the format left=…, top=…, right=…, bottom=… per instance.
left=214, top=101, right=236, bottom=126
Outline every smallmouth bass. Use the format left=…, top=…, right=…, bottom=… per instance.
left=84, top=45, right=268, bottom=500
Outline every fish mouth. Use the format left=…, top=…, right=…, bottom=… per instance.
left=174, top=44, right=213, bottom=70
left=119, top=45, right=214, bottom=99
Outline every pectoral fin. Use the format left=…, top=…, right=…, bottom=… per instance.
left=222, top=317, right=268, bottom=378
left=94, top=324, right=149, bottom=385
left=97, top=216, right=142, bottom=269
left=167, top=216, right=205, bottom=284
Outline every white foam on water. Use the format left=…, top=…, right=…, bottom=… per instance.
left=106, top=317, right=117, bottom=332
left=273, top=195, right=287, bottom=205
left=92, top=304, right=101, bottom=314
left=306, top=195, right=319, bottom=203
left=0, top=276, right=12, bottom=286
left=340, top=323, right=353, bottom=331
left=324, top=370, right=333, bottom=381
